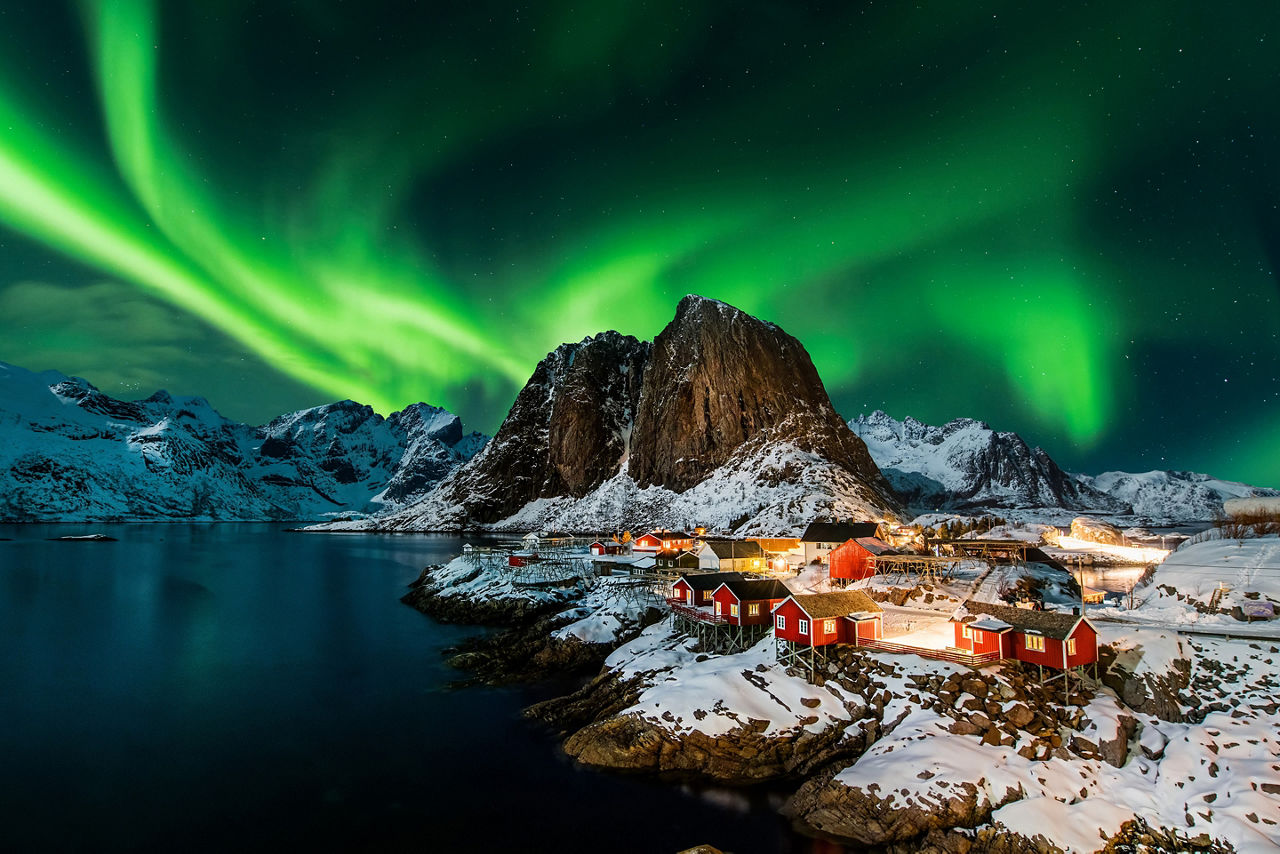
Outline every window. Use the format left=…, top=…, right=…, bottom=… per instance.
left=824, top=619, right=836, bottom=634
left=714, top=601, right=722, bottom=616
left=747, top=603, right=760, bottom=617
left=798, top=619, right=809, bottom=635
left=776, top=615, right=786, bottom=630
left=1025, top=634, right=1045, bottom=652
left=1067, top=638, right=1077, bottom=656
left=961, top=626, right=973, bottom=640
left=685, top=589, right=693, bottom=604
left=730, top=604, right=740, bottom=618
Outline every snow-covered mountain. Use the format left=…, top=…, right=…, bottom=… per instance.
left=1075, top=470, right=1280, bottom=521
left=850, top=410, right=1280, bottom=522
left=321, top=295, right=902, bottom=535
left=0, top=362, right=485, bottom=521
left=848, top=410, right=1130, bottom=516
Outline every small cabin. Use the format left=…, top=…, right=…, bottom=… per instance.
left=633, top=529, right=698, bottom=553
left=828, top=537, right=896, bottom=584
left=800, top=521, right=879, bottom=565
left=670, top=571, right=748, bottom=608
left=698, top=539, right=765, bottom=573
left=772, top=591, right=883, bottom=646
left=589, top=541, right=624, bottom=556
left=710, top=579, right=790, bottom=626
left=951, top=600, right=1098, bottom=670
left=655, top=549, right=701, bottom=571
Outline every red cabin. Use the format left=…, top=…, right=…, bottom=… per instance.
left=772, top=591, right=883, bottom=646
left=589, top=541, right=623, bottom=556
left=633, top=530, right=697, bottom=553
left=828, top=537, right=896, bottom=584
left=951, top=600, right=1098, bottom=669
left=710, top=579, right=790, bottom=626
left=669, top=572, right=747, bottom=608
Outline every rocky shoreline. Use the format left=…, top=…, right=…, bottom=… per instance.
left=404, top=557, right=1277, bottom=853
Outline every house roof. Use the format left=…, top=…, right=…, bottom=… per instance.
left=969, top=617, right=1014, bottom=633
left=704, top=539, right=764, bottom=559
left=676, top=571, right=748, bottom=591
left=751, top=538, right=802, bottom=553
left=801, top=521, right=879, bottom=543
left=787, top=591, right=883, bottom=619
left=655, top=548, right=699, bottom=562
left=839, top=536, right=895, bottom=556
left=953, top=600, right=1086, bottom=640
left=716, top=579, right=790, bottom=601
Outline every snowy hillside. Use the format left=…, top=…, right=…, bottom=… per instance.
left=849, top=410, right=1127, bottom=516
left=0, top=362, right=485, bottom=521
left=1076, top=470, right=1280, bottom=522
left=320, top=435, right=897, bottom=535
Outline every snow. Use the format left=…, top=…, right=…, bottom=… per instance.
left=0, top=361, right=484, bottom=521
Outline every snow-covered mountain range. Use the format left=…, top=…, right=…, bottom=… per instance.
left=850, top=410, right=1279, bottom=522
left=0, top=362, right=484, bottom=521
left=320, top=295, right=903, bottom=535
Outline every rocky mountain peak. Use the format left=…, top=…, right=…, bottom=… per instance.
left=629, top=296, right=892, bottom=503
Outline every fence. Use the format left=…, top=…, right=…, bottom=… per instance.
left=856, top=638, right=1001, bottom=666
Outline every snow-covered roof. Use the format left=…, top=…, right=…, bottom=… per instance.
left=786, top=591, right=883, bottom=619
left=969, top=617, right=1014, bottom=633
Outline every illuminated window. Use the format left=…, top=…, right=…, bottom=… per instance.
left=714, top=601, right=722, bottom=616
left=730, top=604, right=739, bottom=618
left=961, top=626, right=973, bottom=640
left=747, top=604, right=760, bottom=616
left=1025, top=634, right=1045, bottom=652
left=824, top=619, right=836, bottom=634
left=776, top=615, right=786, bottom=630
left=1067, top=638, right=1077, bottom=656
left=798, top=619, right=809, bottom=635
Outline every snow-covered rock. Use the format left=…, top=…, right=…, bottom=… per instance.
left=0, top=361, right=485, bottom=521
left=849, top=410, right=1128, bottom=516
left=1078, top=470, right=1280, bottom=522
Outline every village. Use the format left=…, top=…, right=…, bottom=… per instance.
left=483, top=519, right=1155, bottom=694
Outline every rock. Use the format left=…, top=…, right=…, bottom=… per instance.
left=788, top=776, right=1018, bottom=846
left=562, top=710, right=866, bottom=785
left=948, top=720, right=982, bottom=736
left=1070, top=516, right=1126, bottom=546
left=1005, top=704, right=1036, bottom=729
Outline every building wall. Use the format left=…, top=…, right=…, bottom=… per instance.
left=829, top=540, right=873, bottom=581
left=852, top=617, right=881, bottom=642
left=1012, top=633, right=1066, bottom=669
left=1066, top=623, right=1099, bottom=668
left=773, top=599, right=821, bottom=644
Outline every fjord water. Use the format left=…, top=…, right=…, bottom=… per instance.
left=0, top=524, right=809, bottom=853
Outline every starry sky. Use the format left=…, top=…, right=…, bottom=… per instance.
left=1, top=1, right=1277, bottom=487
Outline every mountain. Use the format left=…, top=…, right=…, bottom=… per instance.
left=1074, top=470, right=1280, bottom=521
left=0, top=362, right=485, bottom=521
left=848, top=410, right=1130, bottom=516
left=330, top=295, right=901, bottom=534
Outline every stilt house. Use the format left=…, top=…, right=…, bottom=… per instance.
left=828, top=536, right=896, bottom=585
left=800, top=521, right=879, bottom=565
left=950, top=600, right=1098, bottom=674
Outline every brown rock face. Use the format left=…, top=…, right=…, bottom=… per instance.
left=628, top=295, right=892, bottom=497
left=443, top=331, right=649, bottom=523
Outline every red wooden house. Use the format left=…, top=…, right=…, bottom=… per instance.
left=669, top=572, right=747, bottom=608
left=710, top=579, right=790, bottom=626
left=633, top=530, right=698, bottom=554
left=828, top=537, right=896, bottom=584
left=589, top=541, right=623, bottom=556
left=950, top=600, right=1098, bottom=672
left=772, top=591, right=883, bottom=647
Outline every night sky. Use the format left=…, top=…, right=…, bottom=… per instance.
left=1, top=2, right=1277, bottom=487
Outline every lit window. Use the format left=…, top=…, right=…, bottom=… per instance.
left=1067, top=638, right=1077, bottom=656
left=747, top=603, right=760, bottom=616
left=799, top=619, right=809, bottom=635
left=961, top=626, right=972, bottom=640
left=730, top=604, right=740, bottom=618
left=776, top=615, right=786, bottom=630
left=714, top=601, right=722, bottom=616
left=1025, top=634, right=1045, bottom=652
left=824, top=619, right=836, bottom=634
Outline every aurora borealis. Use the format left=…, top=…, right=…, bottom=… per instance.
left=1, top=2, right=1277, bottom=486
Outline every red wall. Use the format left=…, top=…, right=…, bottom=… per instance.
left=952, top=623, right=1011, bottom=657
left=1066, top=622, right=1098, bottom=668
left=773, top=599, right=835, bottom=645
left=633, top=534, right=662, bottom=552
left=851, top=617, right=881, bottom=643
left=711, top=587, right=781, bottom=626
left=1012, top=633, right=1064, bottom=668
left=828, top=540, right=874, bottom=581
left=671, top=579, right=695, bottom=605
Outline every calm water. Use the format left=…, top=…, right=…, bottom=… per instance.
left=0, top=524, right=820, bottom=853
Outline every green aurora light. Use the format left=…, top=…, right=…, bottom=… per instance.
left=0, top=1, right=1277, bottom=486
